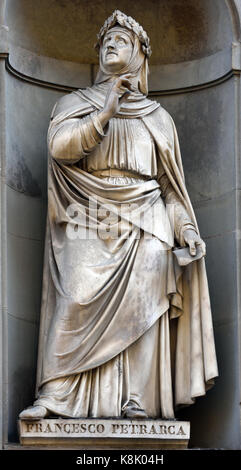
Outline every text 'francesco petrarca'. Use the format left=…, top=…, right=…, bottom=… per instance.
left=21, top=419, right=189, bottom=439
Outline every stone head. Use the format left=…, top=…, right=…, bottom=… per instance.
left=95, top=10, right=151, bottom=95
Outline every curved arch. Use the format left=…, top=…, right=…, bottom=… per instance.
left=2, top=0, right=238, bottom=92
left=3, top=0, right=234, bottom=65
left=226, top=0, right=241, bottom=40
left=4, top=54, right=235, bottom=95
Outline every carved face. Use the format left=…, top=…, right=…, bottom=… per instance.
left=101, top=30, right=133, bottom=72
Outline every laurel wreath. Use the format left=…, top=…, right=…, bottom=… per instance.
left=95, top=10, right=152, bottom=58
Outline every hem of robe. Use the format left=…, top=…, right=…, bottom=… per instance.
left=38, top=298, right=170, bottom=389
left=34, top=312, right=175, bottom=419
left=35, top=379, right=216, bottom=417
left=175, top=380, right=216, bottom=410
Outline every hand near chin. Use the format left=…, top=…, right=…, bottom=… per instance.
left=102, top=74, right=134, bottom=119
left=183, top=229, right=206, bottom=257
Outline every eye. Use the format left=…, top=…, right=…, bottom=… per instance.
left=117, top=38, right=126, bottom=45
left=103, top=37, right=111, bottom=45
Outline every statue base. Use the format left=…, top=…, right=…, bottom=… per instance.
left=19, top=418, right=190, bottom=449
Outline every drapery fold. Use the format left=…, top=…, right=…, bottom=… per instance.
left=36, top=87, right=218, bottom=413
left=37, top=164, right=174, bottom=388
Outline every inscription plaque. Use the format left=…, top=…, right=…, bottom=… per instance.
left=19, top=419, right=190, bottom=449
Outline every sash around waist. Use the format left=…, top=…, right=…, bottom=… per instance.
left=90, top=168, right=152, bottom=180
left=52, top=161, right=174, bottom=248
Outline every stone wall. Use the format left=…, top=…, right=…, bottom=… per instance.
left=0, top=0, right=241, bottom=449
left=157, top=79, right=240, bottom=448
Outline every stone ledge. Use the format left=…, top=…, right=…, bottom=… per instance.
left=18, top=418, right=190, bottom=450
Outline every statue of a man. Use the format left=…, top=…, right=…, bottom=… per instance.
left=20, top=11, right=218, bottom=421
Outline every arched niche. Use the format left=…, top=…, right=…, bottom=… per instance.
left=1, top=0, right=241, bottom=449
left=4, top=0, right=237, bottom=89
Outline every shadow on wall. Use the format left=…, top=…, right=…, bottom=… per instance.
left=6, top=0, right=233, bottom=65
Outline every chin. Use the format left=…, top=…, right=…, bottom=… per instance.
left=105, top=58, right=119, bottom=65
left=103, top=61, right=124, bottom=73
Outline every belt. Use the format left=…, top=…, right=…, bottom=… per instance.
left=91, top=169, right=149, bottom=180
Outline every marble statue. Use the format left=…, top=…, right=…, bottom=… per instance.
left=20, top=10, right=218, bottom=421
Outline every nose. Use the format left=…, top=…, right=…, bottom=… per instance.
left=106, top=38, right=116, bottom=50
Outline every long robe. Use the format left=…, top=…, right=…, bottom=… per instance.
left=35, top=84, right=218, bottom=418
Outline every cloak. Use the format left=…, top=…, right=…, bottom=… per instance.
left=36, top=86, right=218, bottom=409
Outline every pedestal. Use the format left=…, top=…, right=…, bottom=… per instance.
left=19, top=418, right=190, bottom=449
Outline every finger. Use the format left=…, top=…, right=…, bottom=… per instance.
left=114, top=75, right=131, bottom=87
left=119, top=91, right=131, bottom=103
left=189, top=240, right=196, bottom=256
left=121, top=79, right=135, bottom=91
left=196, top=239, right=206, bottom=256
left=119, top=73, right=132, bottom=80
left=114, top=76, right=134, bottom=92
left=113, top=81, right=132, bottom=93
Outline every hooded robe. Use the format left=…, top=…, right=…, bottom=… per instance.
left=33, top=81, right=218, bottom=419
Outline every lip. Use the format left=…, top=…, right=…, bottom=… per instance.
left=106, top=51, right=118, bottom=56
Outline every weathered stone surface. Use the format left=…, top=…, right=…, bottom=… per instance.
left=6, top=75, right=61, bottom=197
left=19, top=418, right=190, bottom=449
left=5, top=0, right=233, bottom=65
left=156, top=79, right=236, bottom=203
left=8, top=316, right=39, bottom=443
left=0, top=25, right=9, bottom=55
left=7, top=186, right=46, bottom=241
left=149, top=48, right=232, bottom=91
left=1, top=0, right=240, bottom=452
left=9, top=46, right=92, bottom=89
left=7, top=233, right=44, bottom=323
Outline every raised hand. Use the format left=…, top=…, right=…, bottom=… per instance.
left=98, top=75, right=134, bottom=128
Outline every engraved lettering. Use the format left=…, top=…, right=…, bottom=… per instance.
left=36, top=423, right=42, bottom=432
left=159, top=425, right=167, bottom=435
left=80, top=423, right=86, bottom=432
left=139, top=424, right=147, bottom=434
left=21, top=419, right=189, bottom=443
left=131, top=424, right=139, bottom=434
left=168, top=425, right=175, bottom=435
left=112, top=424, right=119, bottom=434
left=120, top=424, right=129, bottom=434
left=54, top=423, right=62, bottom=432
left=177, top=425, right=186, bottom=436
left=96, top=424, right=104, bottom=433
left=63, top=423, right=71, bottom=434
left=44, top=423, right=53, bottom=433
left=88, top=424, right=96, bottom=433
left=149, top=424, right=157, bottom=434
left=26, top=423, right=34, bottom=433
left=73, top=423, right=80, bottom=433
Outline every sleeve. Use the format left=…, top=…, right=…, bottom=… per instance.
left=157, top=159, right=197, bottom=246
left=48, top=111, right=107, bottom=165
